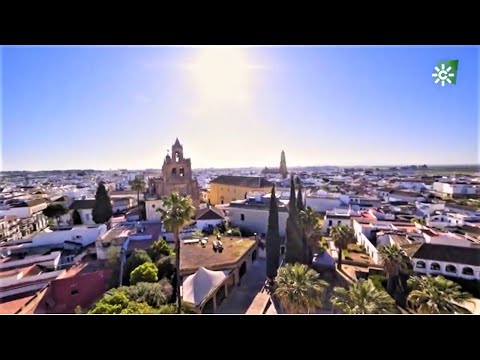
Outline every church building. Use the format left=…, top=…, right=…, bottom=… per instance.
left=148, top=138, right=200, bottom=208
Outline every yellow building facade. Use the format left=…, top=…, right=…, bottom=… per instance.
left=208, top=176, right=272, bottom=205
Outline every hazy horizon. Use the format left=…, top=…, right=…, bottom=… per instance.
left=2, top=45, right=478, bottom=171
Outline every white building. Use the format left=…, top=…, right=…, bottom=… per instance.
left=412, top=243, right=480, bottom=281
left=305, top=193, right=342, bottom=212
left=29, top=224, right=108, bottom=248
left=227, top=196, right=289, bottom=237
left=145, top=199, right=164, bottom=221
left=432, top=181, right=477, bottom=198
left=195, top=207, right=225, bottom=231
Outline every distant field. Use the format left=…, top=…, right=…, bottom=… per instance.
left=416, top=165, right=480, bottom=175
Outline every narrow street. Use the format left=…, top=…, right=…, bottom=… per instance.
left=217, top=258, right=267, bottom=314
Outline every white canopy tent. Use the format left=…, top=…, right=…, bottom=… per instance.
left=182, top=267, right=231, bottom=307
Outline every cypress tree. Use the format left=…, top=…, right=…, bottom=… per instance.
left=296, top=177, right=305, bottom=212
left=266, top=184, right=281, bottom=280
left=296, top=177, right=308, bottom=263
left=285, top=176, right=303, bottom=263
left=92, top=182, right=113, bottom=224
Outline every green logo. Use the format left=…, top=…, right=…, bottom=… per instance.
left=432, top=60, right=458, bottom=87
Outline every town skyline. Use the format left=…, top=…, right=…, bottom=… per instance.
left=2, top=45, right=478, bottom=171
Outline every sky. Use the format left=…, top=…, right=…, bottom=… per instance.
left=1, top=45, right=478, bottom=171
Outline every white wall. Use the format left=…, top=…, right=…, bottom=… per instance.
left=31, top=225, right=107, bottom=247
left=305, top=197, right=341, bottom=212
left=196, top=219, right=223, bottom=231
left=353, top=219, right=380, bottom=264
left=146, top=200, right=164, bottom=221
left=413, top=258, right=480, bottom=280
left=322, top=217, right=351, bottom=233
left=228, top=207, right=288, bottom=237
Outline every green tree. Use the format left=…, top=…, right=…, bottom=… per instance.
left=192, top=229, right=203, bottom=238
left=285, top=176, right=304, bottom=263
left=130, top=177, right=146, bottom=211
left=379, top=244, right=410, bottom=295
left=43, top=203, right=68, bottom=226
left=157, top=192, right=195, bottom=314
left=106, top=246, right=122, bottom=288
left=121, top=280, right=173, bottom=308
left=331, top=224, right=355, bottom=270
left=130, top=262, right=159, bottom=285
left=274, top=263, right=329, bottom=314
left=147, top=239, right=173, bottom=262
left=156, top=255, right=176, bottom=280
left=266, top=184, right=281, bottom=280
left=123, top=249, right=152, bottom=285
left=296, top=177, right=305, bottom=212
left=299, top=206, right=321, bottom=265
left=92, top=182, right=113, bottom=224
left=89, top=291, right=131, bottom=314
left=331, top=279, right=398, bottom=314
left=120, top=301, right=159, bottom=314
left=407, top=275, right=473, bottom=314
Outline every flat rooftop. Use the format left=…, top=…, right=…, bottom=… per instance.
left=180, top=235, right=256, bottom=274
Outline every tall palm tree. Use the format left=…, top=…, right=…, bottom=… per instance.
left=407, top=275, right=473, bottom=314
left=330, top=224, right=355, bottom=270
left=130, top=177, right=146, bottom=208
left=379, top=244, right=411, bottom=295
left=331, top=279, right=397, bottom=314
left=157, top=192, right=195, bottom=314
left=274, top=263, right=329, bottom=314
left=299, top=206, right=321, bottom=264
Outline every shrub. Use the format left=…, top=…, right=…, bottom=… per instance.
left=130, top=262, right=158, bottom=285
left=121, top=280, right=173, bottom=308
left=369, top=274, right=387, bottom=291
left=148, top=239, right=173, bottom=261
left=156, top=255, right=176, bottom=280
left=192, top=229, right=204, bottom=238
left=227, top=227, right=242, bottom=236
left=124, top=249, right=152, bottom=285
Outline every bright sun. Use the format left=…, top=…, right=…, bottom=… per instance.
left=186, top=47, right=252, bottom=104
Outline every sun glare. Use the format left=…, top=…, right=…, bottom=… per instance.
left=187, top=47, right=253, bottom=104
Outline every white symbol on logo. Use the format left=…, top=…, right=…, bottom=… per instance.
left=432, top=63, right=455, bottom=87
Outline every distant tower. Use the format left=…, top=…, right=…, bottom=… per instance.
left=279, top=150, right=288, bottom=179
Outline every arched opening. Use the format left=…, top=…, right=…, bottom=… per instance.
left=179, top=167, right=185, bottom=177
left=445, top=264, right=457, bottom=273
left=430, top=262, right=441, bottom=271
left=202, top=298, right=214, bottom=314
left=220, top=196, right=224, bottom=205
left=172, top=168, right=177, bottom=176
left=175, top=152, right=180, bottom=162
left=240, top=214, right=245, bottom=221
left=216, top=286, right=226, bottom=307
left=462, top=267, right=474, bottom=276
left=239, top=261, right=247, bottom=279
left=252, top=249, right=257, bottom=261
left=416, top=261, right=426, bottom=269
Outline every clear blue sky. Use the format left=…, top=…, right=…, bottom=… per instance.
left=1, top=45, right=478, bottom=171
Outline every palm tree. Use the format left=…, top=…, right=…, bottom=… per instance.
left=379, top=244, right=411, bottom=295
left=156, top=192, right=195, bottom=314
left=299, top=206, right=321, bottom=264
left=331, top=279, right=397, bottom=314
left=274, top=263, right=329, bottom=314
left=130, top=177, right=146, bottom=208
left=407, top=275, right=473, bottom=314
left=330, top=224, right=355, bottom=270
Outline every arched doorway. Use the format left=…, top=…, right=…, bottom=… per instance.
left=239, top=261, right=247, bottom=279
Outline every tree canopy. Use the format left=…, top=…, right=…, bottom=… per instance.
left=123, top=249, right=152, bottom=285
left=148, top=239, right=174, bottom=262
left=130, top=262, right=159, bottom=285
left=92, top=182, right=113, bottom=224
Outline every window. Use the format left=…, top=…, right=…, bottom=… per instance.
left=430, top=262, right=441, bottom=271
left=462, top=267, right=474, bottom=276
left=172, top=168, right=177, bottom=176
left=328, top=220, right=332, bottom=226
left=175, top=152, right=180, bottom=162
left=445, top=265, right=456, bottom=273
left=71, top=288, right=79, bottom=295
left=179, top=167, right=185, bottom=177
left=152, top=204, right=156, bottom=208
left=337, top=221, right=341, bottom=225
left=415, top=261, right=426, bottom=269
left=241, top=214, right=245, bottom=221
